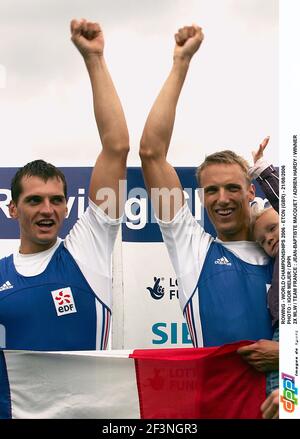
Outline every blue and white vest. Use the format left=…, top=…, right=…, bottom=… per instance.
left=184, top=241, right=273, bottom=347
left=0, top=243, right=111, bottom=351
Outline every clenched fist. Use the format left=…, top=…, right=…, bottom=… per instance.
left=70, top=18, right=104, bottom=58
left=174, top=25, right=204, bottom=61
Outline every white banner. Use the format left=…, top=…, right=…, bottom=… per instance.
left=122, top=242, right=190, bottom=349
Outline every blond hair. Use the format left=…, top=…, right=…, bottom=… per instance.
left=196, top=150, right=251, bottom=186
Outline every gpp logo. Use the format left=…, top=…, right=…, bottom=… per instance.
left=51, top=287, right=77, bottom=317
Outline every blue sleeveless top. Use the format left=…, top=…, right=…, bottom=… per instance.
left=0, top=243, right=111, bottom=351
left=184, top=241, right=273, bottom=347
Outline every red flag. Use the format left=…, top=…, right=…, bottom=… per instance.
left=130, top=341, right=265, bottom=419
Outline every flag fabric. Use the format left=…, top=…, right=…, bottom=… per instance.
left=0, top=341, right=265, bottom=419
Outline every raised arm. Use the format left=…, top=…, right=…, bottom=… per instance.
left=139, top=25, right=204, bottom=221
left=251, top=136, right=279, bottom=213
left=71, top=19, right=129, bottom=218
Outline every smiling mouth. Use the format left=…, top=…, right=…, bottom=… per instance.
left=36, top=220, right=55, bottom=229
left=215, top=208, right=235, bottom=217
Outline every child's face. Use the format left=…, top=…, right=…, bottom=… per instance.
left=253, top=208, right=279, bottom=257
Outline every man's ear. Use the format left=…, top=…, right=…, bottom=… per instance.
left=198, top=187, right=204, bottom=206
left=65, top=206, right=68, bottom=218
left=9, top=200, right=18, bottom=219
left=248, top=183, right=256, bottom=202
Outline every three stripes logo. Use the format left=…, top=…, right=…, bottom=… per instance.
left=214, top=257, right=232, bottom=266
left=0, top=281, right=13, bottom=292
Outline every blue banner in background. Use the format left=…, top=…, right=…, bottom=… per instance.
left=0, top=167, right=90, bottom=240
left=0, top=167, right=270, bottom=242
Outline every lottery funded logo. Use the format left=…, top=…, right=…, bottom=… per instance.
left=146, top=276, right=179, bottom=301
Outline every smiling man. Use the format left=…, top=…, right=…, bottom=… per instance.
left=0, top=18, right=129, bottom=351
left=139, top=25, right=273, bottom=347
left=9, top=168, right=68, bottom=254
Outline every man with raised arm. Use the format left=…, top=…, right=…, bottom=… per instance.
left=0, top=19, right=129, bottom=351
left=139, top=25, right=273, bottom=348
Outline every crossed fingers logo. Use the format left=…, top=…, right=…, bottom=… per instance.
left=147, top=277, right=165, bottom=300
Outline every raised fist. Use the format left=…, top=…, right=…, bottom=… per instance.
left=174, top=25, right=204, bottom=61
left=252, top=136, right=270, bottom=165
left=70, top=18, right=104, bottom=58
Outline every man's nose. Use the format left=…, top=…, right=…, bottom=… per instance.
left=218, top=188, right=230, bottom=204
left=40, top=199, right=54, bottom=215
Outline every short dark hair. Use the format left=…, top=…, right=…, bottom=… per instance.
left=196, top=150, right=251, bottom=186
left=11, top=160, right=67, bottom=204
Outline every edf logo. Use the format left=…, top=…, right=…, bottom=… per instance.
left=51, top=287, right=77, bottom=317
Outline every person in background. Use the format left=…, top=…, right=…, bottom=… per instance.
left=237, top=137, right=279, bottom=405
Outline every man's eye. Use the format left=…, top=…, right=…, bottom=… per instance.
left=228, top=186, right=239, bottom=192
left=28, top=198, right=40, bottom=204
left=52, top=197, right=64, bottom=204
left=205, top=188, right=217, bottom=194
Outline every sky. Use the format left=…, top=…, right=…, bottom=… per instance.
left=0, top=0, right=278, bottom=166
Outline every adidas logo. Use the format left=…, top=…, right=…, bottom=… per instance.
left=214, top=257, right=232, bottom=266
left=0, top=281, right=14, bottom=291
